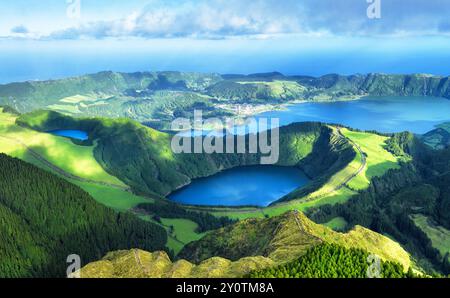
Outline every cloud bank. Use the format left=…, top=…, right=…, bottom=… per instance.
left=38, top=0, right=450, bottom=40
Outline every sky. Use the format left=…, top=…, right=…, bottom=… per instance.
left=0, top=0, right=450, bottom=82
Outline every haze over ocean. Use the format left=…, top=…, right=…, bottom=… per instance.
left=1, top=36, right=449, bottom=84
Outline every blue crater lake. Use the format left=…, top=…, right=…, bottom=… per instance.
left=49, top=130, right=89, bottom=141
left=169, top=166, right=310, bottom=207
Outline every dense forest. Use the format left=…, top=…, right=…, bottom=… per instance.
left=249, top=244, right=414, bottom=278
left=136, top=201, right=236, bottom=233
left=0, top=153, right=167, bottom=277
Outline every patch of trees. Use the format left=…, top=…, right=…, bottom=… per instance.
left=248, top=243, right=414, bottom=278
left=0, top=153, right=167, bottom=277
left=136, top=201, right=236, bottom=233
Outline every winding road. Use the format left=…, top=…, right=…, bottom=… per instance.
left=334, top=127, right=367, bottom=191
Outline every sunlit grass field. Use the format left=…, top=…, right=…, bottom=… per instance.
left=0, top=109, right=125, bottom=186
left=73, top=182, right=152, bottom=212
left=411, top=214, right=450, bottom=258
left=137, top=214, right=205, bottom=254
left=341, top=128, right=400, bottom=190
left=323, top=217, right=348, bottom=230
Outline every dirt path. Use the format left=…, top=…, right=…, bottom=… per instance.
left=0, top=134, right=130, bottom=191
left=334, top=128, right=367, bottom=189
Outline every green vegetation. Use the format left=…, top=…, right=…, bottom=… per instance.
left=75, top=249, right=275, bottom=278
left=2, top=71, right=450, bottom=278
left=249, top=243, right=414, bottom=278
left=2, top=106, right=449, bottom=277
left=421, top=123, right=450, bottom=149
left=0, top=108, right=152, bottom=215
left=75, top=211, right=413, bottom=278
left=308, top=131, right=450, bottom=274
left=72, top=182, right=152, bottom=212
left=411, top=214, right=450, bottom=259
left=160, top=218, right=206, bottom=245
left=178, top=211, right=411, bottom=271
left=16, top=110, right=354, bottom=205
left=341, top=128, right=400, bottom=190
left=136, top=201, right=236, bottom=233
left=0, top=153, right=167, bottom=278
left=11, top=109, right=405, bottom=228
left=208, top=128, right=400, bottom=220
left=0, top=109, right=126, bottom=187
left=323, top=217, right=348, bottom=231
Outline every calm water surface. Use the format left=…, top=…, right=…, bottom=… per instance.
left=49, top=130, right=88, bottom=141
left=169, top=166, right=310, bottom=207
left=257, top=96, right=450, bottom=134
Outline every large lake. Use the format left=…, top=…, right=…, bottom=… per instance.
left=169, top=166, right=310, bottom=207
left=257, top=96, right=450, bottom=134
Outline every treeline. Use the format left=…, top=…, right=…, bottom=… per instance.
left=249, top=243, right=414, bottom=278
left=136, top=201, right=236, bottom=233
left=0, top=153, right=167, bottom=277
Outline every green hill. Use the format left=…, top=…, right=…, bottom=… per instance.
left=178, top=211, right=411, bottom=270
left=0, top=153, right=167, bottom=278
left=74, top=250, right=275, bottom=278
left=76, top=211, right=412, bottom=278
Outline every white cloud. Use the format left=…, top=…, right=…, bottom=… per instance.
left=34, top=0, right=450, bottom=40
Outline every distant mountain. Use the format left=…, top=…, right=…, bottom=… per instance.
left=76, top=211, right=411, bottom=278
left=0, top=71, right=449, bottom=129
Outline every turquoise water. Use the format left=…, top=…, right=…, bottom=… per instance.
left=169, top=166, right=310, bottom=207
left=49, top=130, right=88, bottom=141
left=257, top=96, right=450, bottom=134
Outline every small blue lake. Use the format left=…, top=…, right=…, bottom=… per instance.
left=169, top=166, right=310, bottom=207
left=48, top=130, right=89, bottom=141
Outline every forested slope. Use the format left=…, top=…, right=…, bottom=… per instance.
left=0, top=153, right=167, bottom=277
